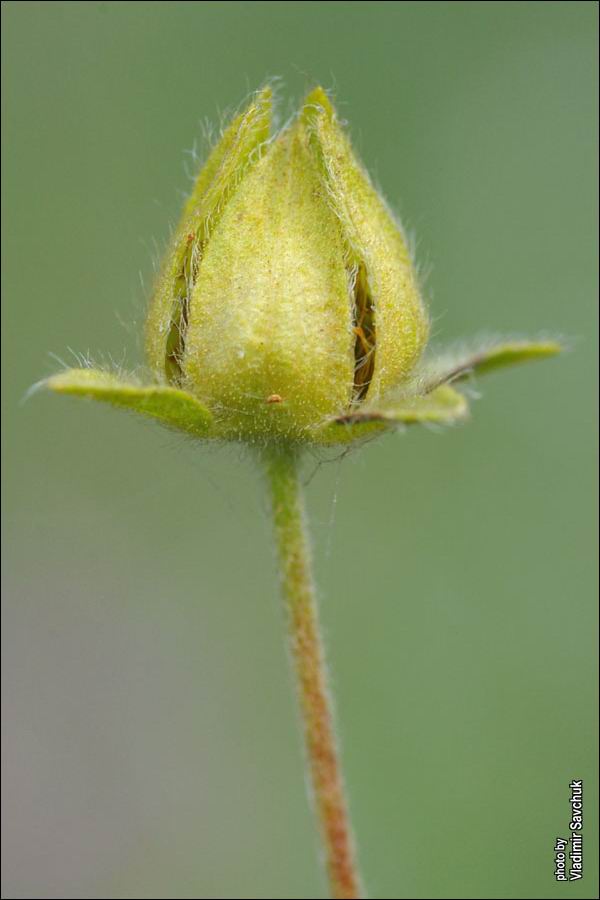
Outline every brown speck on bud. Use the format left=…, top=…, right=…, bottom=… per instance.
left=266, top=394, right=283, bottom=404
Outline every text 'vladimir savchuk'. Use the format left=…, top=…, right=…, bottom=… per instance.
left=554, top=780, right=583, bottom=882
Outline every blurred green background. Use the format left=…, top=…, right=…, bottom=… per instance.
left=2, top=2, right=597, bottom=898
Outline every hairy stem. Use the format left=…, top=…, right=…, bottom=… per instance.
left=262, top=445, right=362, bottom=900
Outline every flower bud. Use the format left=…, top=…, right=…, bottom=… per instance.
left=46, top=86, right=558, bottom=446
left=146, top=86, right=429, bottom=441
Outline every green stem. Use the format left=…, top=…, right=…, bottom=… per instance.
left=262, top=445, right=362, bottom=900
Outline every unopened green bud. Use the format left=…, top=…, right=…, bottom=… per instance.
left=146, top=86, right=429, bottom=441
left=45, top=86, right=559, bottom=445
